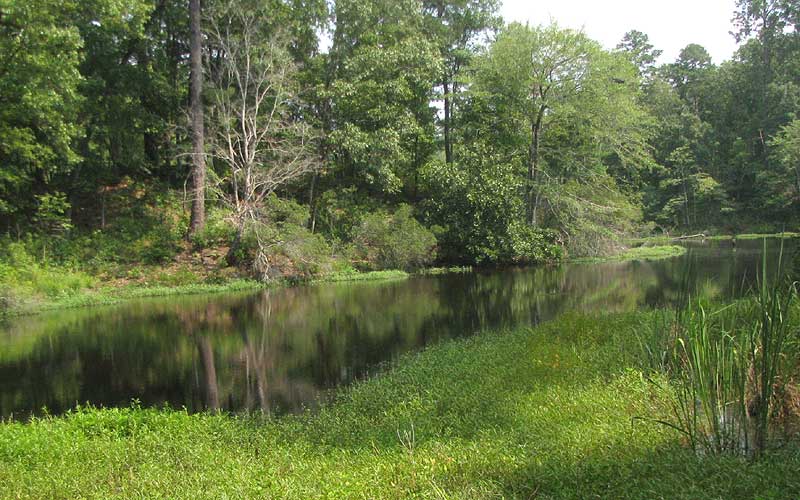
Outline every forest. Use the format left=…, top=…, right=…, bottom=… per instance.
left=1, top=0, right=799, bottom=293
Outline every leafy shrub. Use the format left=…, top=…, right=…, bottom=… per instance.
left=316, top=187, right=380, bottom=243
left=538, top=177, right=641, bottom=259
left=350, top=205, right=437, bottom=271
left=273, top=224, right=333, bottom=277
left=34, top=192, right=73, bottom=235
left=507, top=221, right=563, bottom=263
left=235, top=196, right=335, bottom=279
left=421, top=156, right=561, bottom=265
left=191, top=207, right=237, bottom=248
left=131, top=228, right=182, bottom=264
left=152, top=268, right=202, bottom=287
left=0, top=241, right=94, bottom=299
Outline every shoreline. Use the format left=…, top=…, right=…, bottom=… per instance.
left=628, top=231, right=800, bottom=246
left=1, top=244, right=693, bottom=318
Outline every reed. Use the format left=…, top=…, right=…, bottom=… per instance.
left=644, top=242, right=799, bottom=457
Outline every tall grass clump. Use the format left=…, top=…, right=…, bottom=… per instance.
left=642, top=246, right=799, bottom=457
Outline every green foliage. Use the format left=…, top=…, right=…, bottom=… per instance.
left=421, top=150, right=562, bottom=264
left=350, top=205, right=437, bottom=271
left=323, top=0, right=442, bottom=195
left=641, top=274, right=800, bottom=456
left=234, top=196, right=335, bottom=279
left=315, top=187, right=380, bottom=243
left=33, top=192, right=73, bottom=235
left=764, top=119, right=800, bottom=216
left=190, top=207, right=237, bottom=249
left=2, top=0, right=798, bottom=274
left=459, top=22, right=651, bottom=258
left=0, top=241, right=94, bottom=304
left=616, top=30, right=663, bottom=80
left=0, top=0, right=83, bottom=224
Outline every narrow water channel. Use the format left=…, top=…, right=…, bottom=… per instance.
left=1, top=238, right=795, bottom=419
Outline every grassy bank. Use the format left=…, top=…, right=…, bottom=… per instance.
left=3, top=278, right=266, bottom=317
left=2, top=311, right=797, bottom=499
left=2, top=263, right=479, bottom=317
left=314, top=269, right=410, bottom=283
left=2, top=269, right=415, bottom=317
left=629, top=232, right=800, bottom=246
left=709, top=232, right=800, bottom=241
left=571, top=244, right=687, bottom=263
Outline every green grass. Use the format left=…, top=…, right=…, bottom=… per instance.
left=726, top=232, right=800, bottom=240
left=2, top=311, right=798, bottom=499
left=3, top=279, right=265, bottom=317
left=572, top=245, right=687, bottom=263
left=630, top=232, right=800, bottom=245
left=315, top=269, right=410, bottom=283
left=417, top=266, right=473, bottom=275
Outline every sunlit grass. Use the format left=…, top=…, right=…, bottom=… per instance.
left=314, top=269, right=410, bottom=283
left=572, top=244, right=687, bottom=263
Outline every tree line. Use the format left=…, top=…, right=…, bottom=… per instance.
left=1, top=0, right=798, bottom=273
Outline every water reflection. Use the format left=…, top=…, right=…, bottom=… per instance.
left=0, top=238, right=795, bottom=419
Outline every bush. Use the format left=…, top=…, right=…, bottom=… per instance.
left=420, top=156, right=562, bottom=265
left=0, top=241, right=94, bottom=299
left=507, top=221, right=564, bottom=263
left=131, top=227, right=182, bottom=264
left=190, top=207, right=237, bottom=248
left=350, top=205, right=437, bottom=271
left=235, top=196, right=335, bottom=280
left=315, top=187, right=380, bottom=243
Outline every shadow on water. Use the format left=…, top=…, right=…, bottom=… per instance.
left=0, top=238, right=795, bottom=419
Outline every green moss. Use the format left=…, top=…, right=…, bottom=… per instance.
left=1, top=311, right=797, bottom=499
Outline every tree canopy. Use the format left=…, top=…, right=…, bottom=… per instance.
left=1, top=0, right=798, bottom=271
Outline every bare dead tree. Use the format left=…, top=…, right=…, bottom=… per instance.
left=204, top=2, right=319, bottom=274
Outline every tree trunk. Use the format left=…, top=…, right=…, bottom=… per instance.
left=795, top=165, right=800, bottom=200
left=443, top=79, right=452, bottom=164
left=682, top=174, right=691, bottom=228
left=435, top=1, right=454, bottom=165
left=188, top=0, right=206, bottom=237
left=308, top=171, right=318, bottom=233
left=527, top=112, right=543, bottom=226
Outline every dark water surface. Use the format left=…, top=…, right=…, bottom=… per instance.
left=1, top=238, right=796, bottom=419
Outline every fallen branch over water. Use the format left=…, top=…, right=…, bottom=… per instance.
left=672, top=233, right=706, bottom=241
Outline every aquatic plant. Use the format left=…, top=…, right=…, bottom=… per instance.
left=643, top=244, right=799, bottom=456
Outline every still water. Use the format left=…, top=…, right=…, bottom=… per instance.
left=1, top=239, right=796, bottom=419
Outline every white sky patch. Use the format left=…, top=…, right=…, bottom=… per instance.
left=500, top=0, right=741, bottom=64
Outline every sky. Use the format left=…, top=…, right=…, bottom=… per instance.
left=500, top=0, right=741, bottom=64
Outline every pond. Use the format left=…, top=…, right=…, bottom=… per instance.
left=1, top=238, right=796, bottom=420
